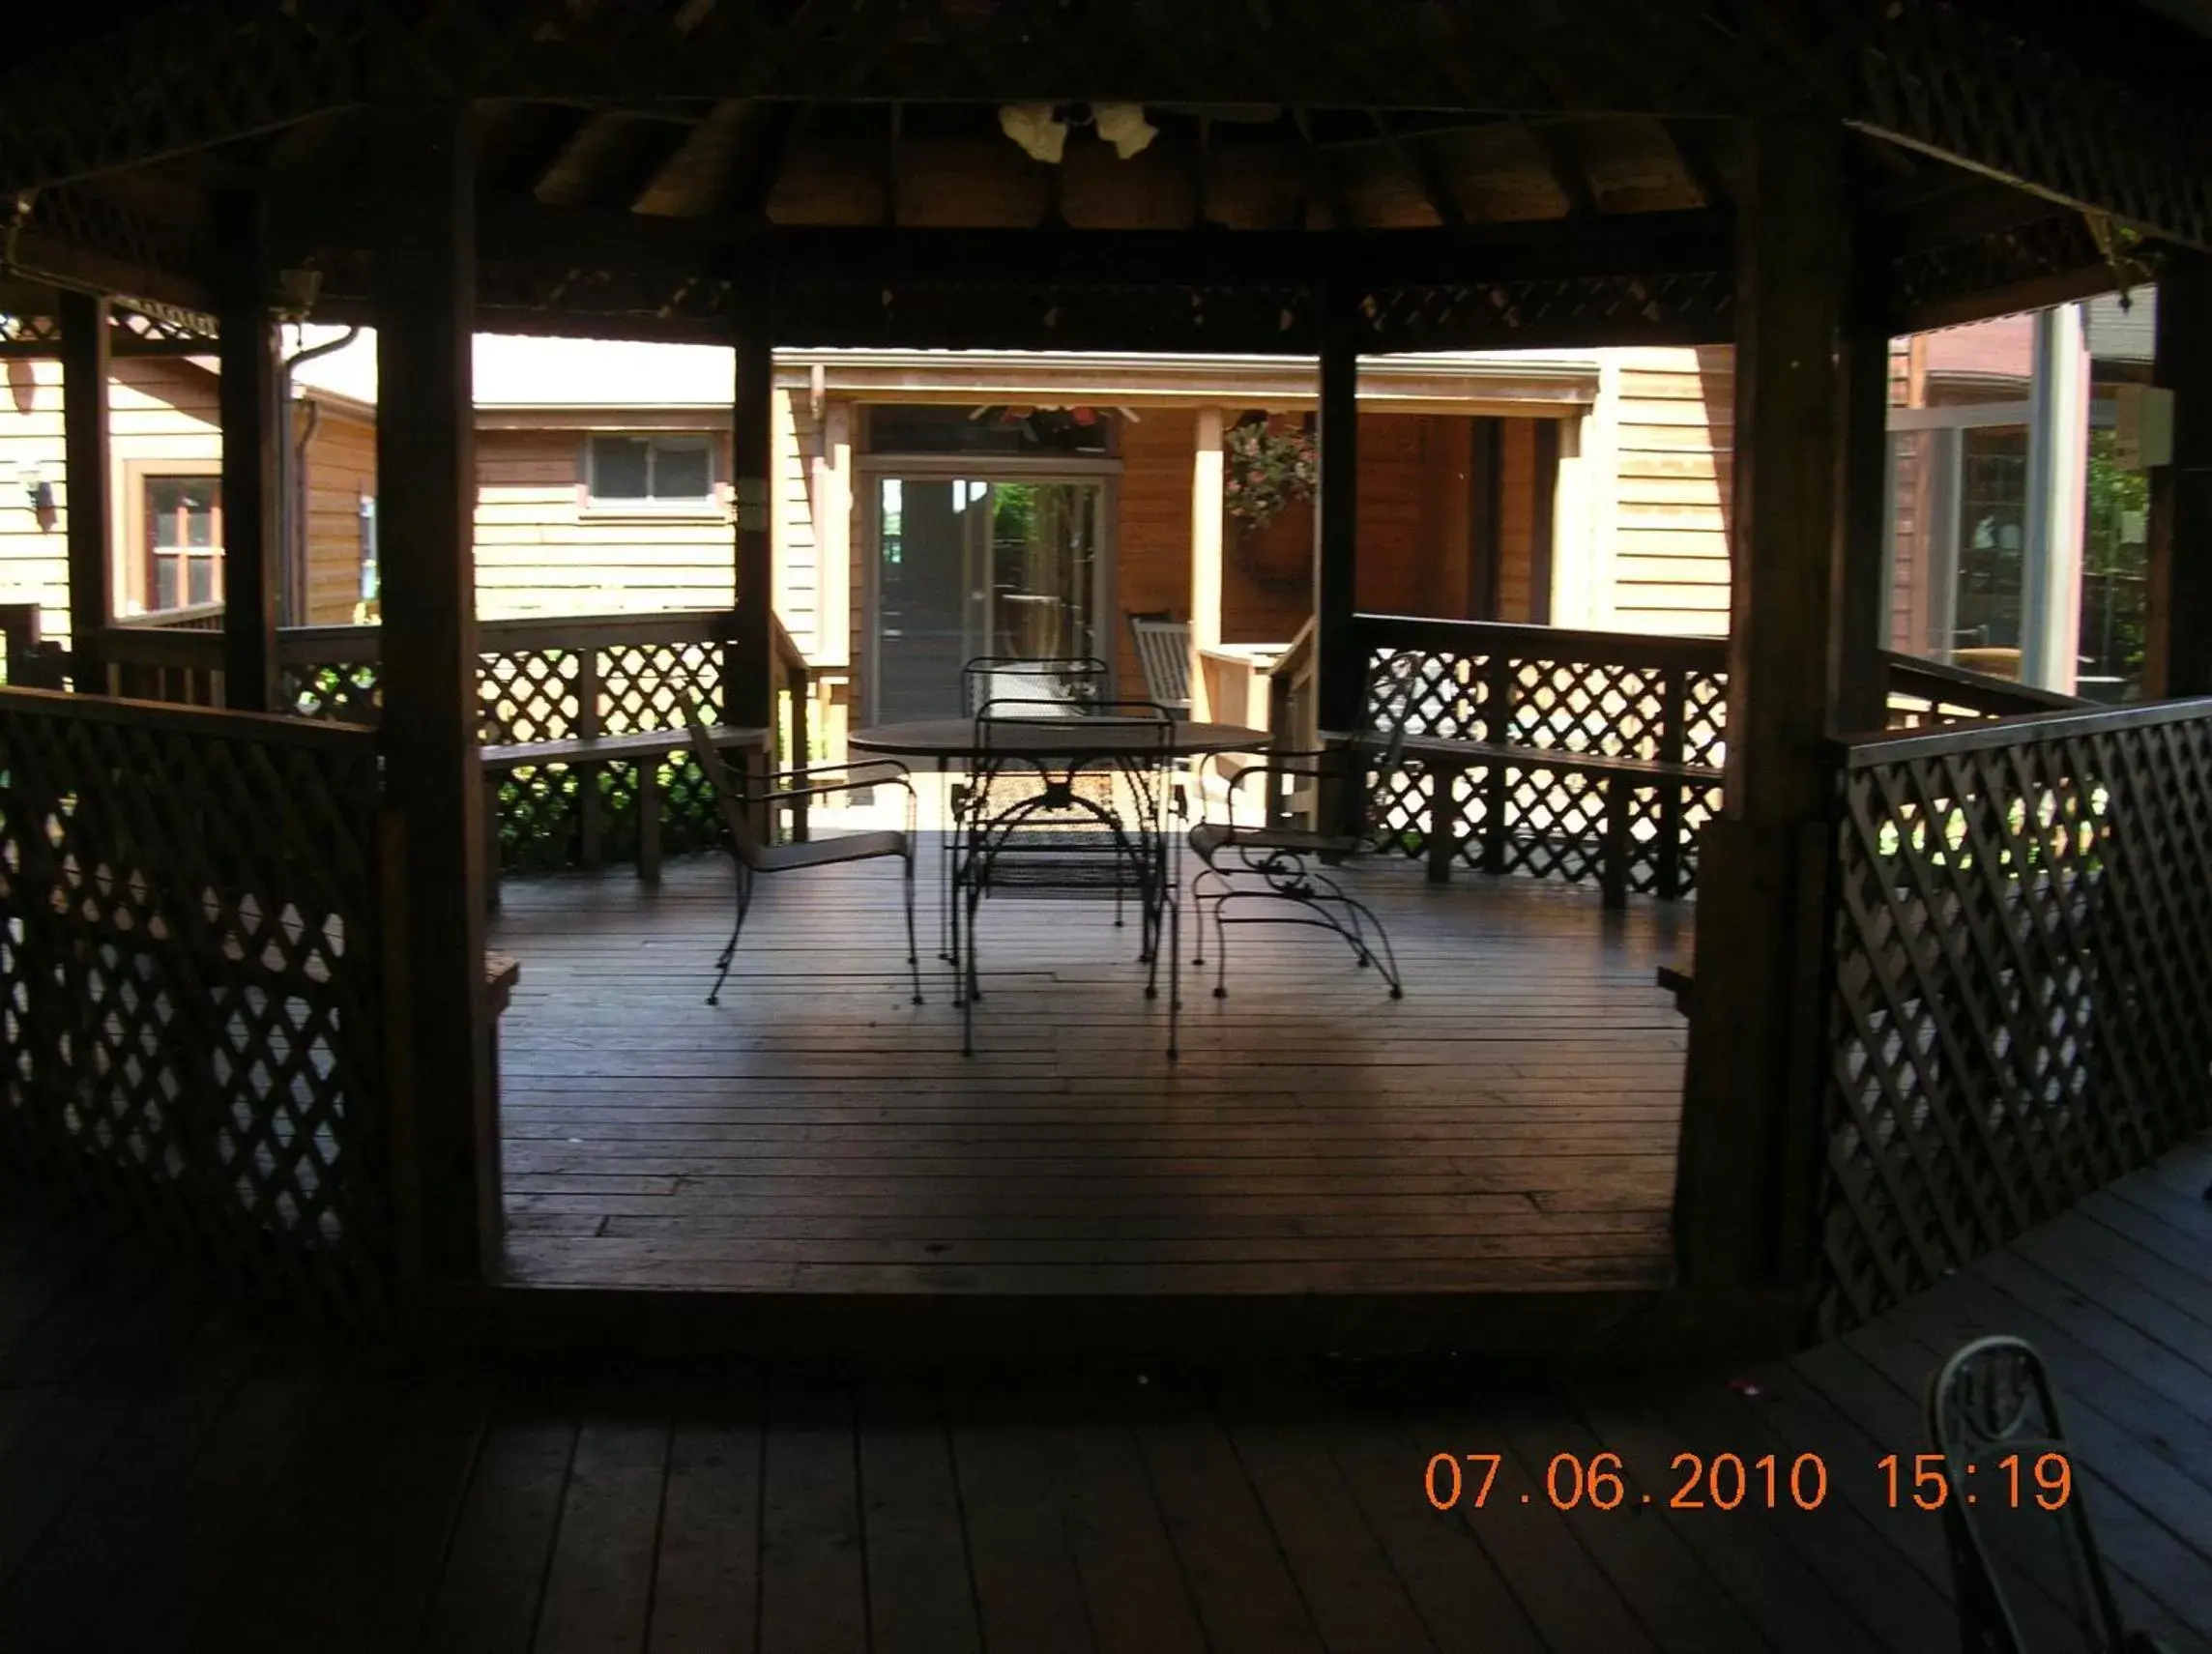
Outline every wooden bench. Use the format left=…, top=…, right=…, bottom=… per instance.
left=1394, top=735, right=1722, bottom=908
left=480, top=724, right=771, bottom=907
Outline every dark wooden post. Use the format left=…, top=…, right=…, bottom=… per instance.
left=374, top=101, right=493, bottom=1284
left=2147, top=248, right=2212, bottom=698
left=1834, top=305, right=1892, bottom=734
left=729, top=301, right=775, bottom=732
left=217, top=191, right=281, bottom=711
left=1314, top=285, right=1363, bottom=835
left=60, top=291, right=110, bottom=689
left=1674, top=120, right=1853, bottom=1300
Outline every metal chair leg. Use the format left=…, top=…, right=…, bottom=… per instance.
left=707, top=872, right=751, bottom=1006
left=902, top=852, right=923, bottom=1004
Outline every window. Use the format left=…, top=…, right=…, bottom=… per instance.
left=144, top=477, right=222, bottom=610
left=586, top=434, right=716, bottom=506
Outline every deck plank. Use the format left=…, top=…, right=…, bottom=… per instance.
left=489, top=855, right=1686, bottom=1297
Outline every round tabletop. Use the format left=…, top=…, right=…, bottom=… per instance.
left=850, top=717, right=1270, bottom=761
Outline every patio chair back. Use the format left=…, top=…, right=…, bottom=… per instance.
left=966, top=697, right=1177, bottom=895
left=960, top=655, right=1109, bottom=718
left=684, top=706, right=764, bottom=870
left=1928, top=1335, right=2135, bottom=1653
left=1127, top=613, right=1192, bottom=715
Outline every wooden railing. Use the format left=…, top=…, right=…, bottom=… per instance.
left=1880, top=649, right=2086, bottom=730
left=0, top=684, right=393, bottom=1315
left=1353, top=615, right=1730, bottom=895
left=1816, top=696, right=2212, bottom=1334
left=89, top=608, right=810, bottom=869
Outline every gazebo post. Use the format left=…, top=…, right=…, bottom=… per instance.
left=2148, top=248, right=2212, bottom=698
left=729, top=302, right=775, bottom=728
left=1835, top=295, right=1894, bottom=736
left=373, top=101, right=495, bottom=1284
left=59, top=290, right=110, bottom=688
left=1313, top=284, right=1362, bottom=828
left=1674, top=119, right=1855, bottom=1301
left=216, top=190, right=280, bottom=711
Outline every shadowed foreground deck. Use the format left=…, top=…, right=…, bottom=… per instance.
left=489, top=848, right=1693, bottom=1297
left=0, top=1146, right=2208, bottom=1652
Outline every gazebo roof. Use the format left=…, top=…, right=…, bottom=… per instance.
left=1, top=3, right=2208, bottom=353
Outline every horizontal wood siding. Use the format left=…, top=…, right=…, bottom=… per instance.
left=300, top=404, right=375, bottom=624
left=1608, top=345, right=1734, bottom=635
left=0, top=357, right=228, bottom=643
left=1115, top=408, right=1195, bottom=689
left=473, top=426, right=736, bottom=621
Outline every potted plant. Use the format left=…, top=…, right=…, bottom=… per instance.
left=1224, top=417, right=1318, bottom=592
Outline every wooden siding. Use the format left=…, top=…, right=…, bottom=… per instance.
left=1607, top=345, right=1735, bottom=636
left=299, top=402, right=375, bottom=624
left=473, top=426, right=734, bottom=621
left=1114, top=407, right=1196, bottom=687
left=0, top=357, right=230, bottom=643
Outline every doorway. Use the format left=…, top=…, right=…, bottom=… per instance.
left=870, top=476, right=1110, bottom=722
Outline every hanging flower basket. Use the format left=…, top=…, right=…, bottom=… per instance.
left=1225, top=420, right=1317, bottom=593
left=1224, top=420, right=1318, bottom=532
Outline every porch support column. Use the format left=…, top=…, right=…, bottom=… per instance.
left=1189, top=406, right=1224, bottom=720
left=728, top=299, right=775, bottom=731
left=217, top=191, right=281, bottom=711
left=2022, top=303, right=2089, bottom=694
left=1834, top=301, right=1892, bottom=735
left=1675, top=119, right=1853, bottom=1298
left=1314, top=287, right=1362, bottom=831
left=374, top=101, right=492, bottom=1283
left=2148, top=255, right=2212, bottom=698
left=59, top=291, right=110, bottom=686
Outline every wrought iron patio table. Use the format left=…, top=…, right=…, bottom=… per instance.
left=850, top=717, right=1269, bottom=962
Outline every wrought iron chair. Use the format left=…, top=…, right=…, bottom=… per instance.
left=952, top=697, right=1180, bottom=1057
left=683, top=707, right=922, bottom=1008
left=1127, top=612, right=1193, bottom=717
left=1928, top=1335, right=2170, bottom=1654
left=1186, top=651, right=1421, bottom=999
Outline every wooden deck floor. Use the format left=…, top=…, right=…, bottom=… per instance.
left=488, top=846, right=1694, bottom=1296
left=1, top=1145, right=2209, bottom=1652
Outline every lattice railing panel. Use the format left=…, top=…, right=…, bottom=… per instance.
left=1817, top=702, right=2212, bottom=1335
left=1356, top=621, right=1728, bottom=895
left=0, top=690, right=389, bottom=1313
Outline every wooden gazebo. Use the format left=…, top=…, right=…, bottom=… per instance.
left=2, top=0, right=2209, bottom=1347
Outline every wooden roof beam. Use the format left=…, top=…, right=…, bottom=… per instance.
left=1660, top=119, right=1730, bottom=210
left=1522, top=121, right=1597, bottom=220
left=1367, top=110, right=1463, bottom=229
left=1289, top=109, right=1355, bottom=230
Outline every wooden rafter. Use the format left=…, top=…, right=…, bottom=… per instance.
left=882, top=101, right=902, bottom=229
left=721, top=101, right=807, bottom=224
left=1659, top=119, right=1729, bottom=210
left=1367, top=110, right=1463, bottom=229
left=1289, top=109, right=1354, bottom=230
left=1522, top=121, right=1596, bottom=219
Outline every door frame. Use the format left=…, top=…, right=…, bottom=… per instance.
left=856, top=452, right=1122, bottom=727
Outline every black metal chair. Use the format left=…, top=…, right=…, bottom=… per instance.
left=952, top=697, right=1180, bottom=1057
left=1186, top=651, right=1421, bottom=1000
left=1928, top=1335, right=2171, bottom=1654
left=684, top=707, right=922, bottom=1008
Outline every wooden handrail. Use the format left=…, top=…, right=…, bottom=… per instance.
left=0, top=682, right=376, bottom=750
left=114, top=601, right=225, bottom=632
left=1355, top=612, right=1728, bottom=672
left=1878, top=649, right=2087, bottom=719
left=1840, top=691, right=2212, bottom=766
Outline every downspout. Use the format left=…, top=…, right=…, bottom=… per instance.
left=279, top=326, right=360, bottom=625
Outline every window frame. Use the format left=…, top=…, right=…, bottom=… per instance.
left=581, top=431, right=724, bottom=517
left=138, top=471, right=226, bottom=614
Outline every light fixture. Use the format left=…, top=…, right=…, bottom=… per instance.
left=1092, top=103, right=1157, bottom=160
left=17, top=459, right=52, bottom=514
left=999, top=103, right=1067, bottom=165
